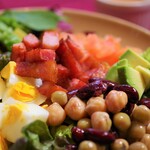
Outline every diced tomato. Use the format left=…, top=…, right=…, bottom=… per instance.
left=23, top=33, right=40, bottom=50
left=15, top=60, right=58, bottom=82
left=11, top=43, right=26, bottom=62
left=56, top=39, right=83, bottom=78
left=41, top=31, right=59, bottom=50
left=25, top=49, right=56, bottom=62
left=57, top=64, right=69, bottom=88
left=38, top=81, right=67, bottom=97
left=68, top=78, right=86, bottom=91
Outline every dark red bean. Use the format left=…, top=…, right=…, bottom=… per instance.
left=137, top=98, right=150, bottom=109
left=84, top=128, right=116, bottom=144
left=121, top=102, right=135, bottom=115
left=67, top=89, right=78, bottom=99
left=75, top=80, right=107, bottom=100
left=72, top=127, right=116, bottom=145
left=72, top=127, right=85, bottom=143
left=113, top=84, right=139, bottom=103
left=65, top=144, right=78, bottom=150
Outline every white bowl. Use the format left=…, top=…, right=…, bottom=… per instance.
left=96, top=0, right=150, bottom=29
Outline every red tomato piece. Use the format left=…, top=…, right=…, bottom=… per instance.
left=11, top=42, right=26, bottom=62
left=56, top=39, right=83, bottom=78
left=23, top=33, right=40, bottom=50
left=38, top=81, right=67, bottom=97
left=41, top=31, right=59, bottom=50
left=25, top=49, right=56, bottom=62
left=68, top=78, right=86, bottom=91
left=15, top=60, right=58, bottom=82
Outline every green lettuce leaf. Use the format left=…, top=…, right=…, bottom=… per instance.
left=2, top=10, right=62, bottom=31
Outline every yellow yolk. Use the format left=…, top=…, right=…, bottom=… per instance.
left=10, top=82, right=37, bottom=102
left=1, top=61, right=16, bottom=79
left=2, top=103, right=26, bottom=126
left=0, top=133, right=8, bottom=150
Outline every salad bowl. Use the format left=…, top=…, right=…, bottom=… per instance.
left=0, top=7, right=150, bottom=150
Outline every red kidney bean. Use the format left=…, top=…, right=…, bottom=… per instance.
left=72, top=127, right=116, bottom=145
left=67, top=89, right=78, bottom=99
left=137, top=98, right=150, bottom=109
left=65, top=144, right=78, bottom=150
left=113, top=84, right=139, bottom=103
left=75, top=80, right=107, bottom=100
left=84, top=128, right=116, bottom=144
left=72, top=127, right=85, bottom=143
left=121, top=102, right=135, bottom=115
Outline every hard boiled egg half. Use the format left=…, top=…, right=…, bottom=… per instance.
left=0, top=61, right=46, bottom=105
left=0, top=98, right=49, bottom=143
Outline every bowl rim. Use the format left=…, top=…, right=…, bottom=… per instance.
left=96, top=0, right=150, bottom=8
left=62, top=8, right=150, bottom=35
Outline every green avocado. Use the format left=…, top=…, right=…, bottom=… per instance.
left=136, top=65, right=150, bottom=90
left=118, top=66, right=146, bottom=98
left=120, top=49, right=150, bottom=69
left=105, top=59, right=128, bottom=82
left=142, top=47, right=150, bottom=62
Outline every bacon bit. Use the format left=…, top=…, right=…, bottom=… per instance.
left=15, top=60, right=58, bottom=82
left=23, top=33, right=40, bottom=50
left=41, top=31, right=59, bottom=50
left=11, top=43, right=26, bottom=62
left=25, top=49, right=56, bottom=62
left=56, top=39, right=83, bottom=78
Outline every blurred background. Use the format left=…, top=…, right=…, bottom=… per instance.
left=0, top=0, right=150, bottom=30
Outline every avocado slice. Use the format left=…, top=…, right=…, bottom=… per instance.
left=136, top=65, right=150, bottom=90
left=118, top=66, right=146, bottom=98
left=120, top=50, right=150, bottom=69
left=142, top=47, right=150, bottom=63
left=105, top=59, right=128, bottom=82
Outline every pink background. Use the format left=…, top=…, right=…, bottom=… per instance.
left=0, top=0, right=97, bottom=11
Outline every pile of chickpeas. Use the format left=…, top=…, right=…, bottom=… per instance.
left=45, top=88, right=150, bottom=150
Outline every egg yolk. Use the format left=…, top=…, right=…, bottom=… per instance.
left=2, top=103, right=27, bottom=127
left=10, top=82, right=37, bottom=102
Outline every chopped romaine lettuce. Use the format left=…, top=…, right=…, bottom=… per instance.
left=9, top=120, right=74, bottom=150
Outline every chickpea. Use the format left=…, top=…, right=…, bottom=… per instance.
left=111, top=138, right=129, bottom=150
left=132, top=105, right=150, bottom=124
left=105, top=90, right=128, bottom=113
left=51, top=91, right=68, bottom=106
left=47, top=102, right=66, bottom=126
left=146, top=123, right=150, bottom=134
left=85, top=97, right=106, bottom=116
left=64, top=97, right=86, bottom=120
left=113, top=112, right=131, bottom=131
left=141, top=134, right=150, bottom=150
left=127, top=121, right=146, bottom=142
left=129, top=142, right=148, bottom=150
left=78, top=140, right=97, bottom=150
left=91, top=111, right=112, bottom=131
left=77, top=118, right=92, bottom=129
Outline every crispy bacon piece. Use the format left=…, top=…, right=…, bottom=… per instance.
left=66, top=37, right=89, bottom=63
left=41, top=31, right=59, bottom=50
left=56, top=39, right=83, bottom=78
left=25, top=49, right=56, bottom=62
left=15, top=60, right=58, bottom=82
left=23, top=33, right=40, bottom=50
left=11, top=43, right=26, bottom=62
left=57, top=64, right=69, bottom=88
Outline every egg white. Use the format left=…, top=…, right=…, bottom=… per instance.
left=0, top=98, right=49, bottom=143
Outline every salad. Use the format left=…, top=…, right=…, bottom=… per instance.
left=0, top=8, right=149, bottom=150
